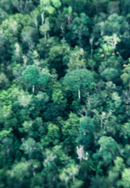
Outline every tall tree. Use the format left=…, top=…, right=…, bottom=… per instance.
left=63, top=69, right=94, bottom=100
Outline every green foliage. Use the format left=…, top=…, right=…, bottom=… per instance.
left=48, top=43, right=70, bottom=77
left=101, top=68, right=119, bottom=81
left=121, top=63, right=130, bottom=88
left=119, top=168, right=130, bottom=188
left=93, top=136, right=119, bottom=164
left=40, top=19, right=50, bottom=39
left=66, top=13, right=91, bottom=47
left=107, top=157, right=125, bottom=187
left=61, top=113, right=80, bottom=153
left=20, top=138, right=42, bottom=158
left=63, top=69, right=94, bottom=99
left=22, top=65, right=40, bottom=86
left=0, top=1, right=130, bottom=188
left=77, top=116, right=95, bottom=150
left=0, top=73, right=10, bottom=89
left=65, top=46, right=86, bottom=72
left=22, top=64, right=49, bottom=92
left=107, top=1, right=119, bottom=14
left=39, top=0, right=61, bottom=14
left=52, top=83, right=67, bottom=106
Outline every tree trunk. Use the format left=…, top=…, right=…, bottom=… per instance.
left=41, top=12, right=44, bottom=25
left=32, top=85, right=35, bottom=93
left=78, top=89, right=81, bottom=100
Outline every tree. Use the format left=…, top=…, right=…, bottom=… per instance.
left=76, top=116, right=95, bottom=150
left=7, top=160, right=31, bottom=188
left=52, top=82, right=67, bottom=106
left=119, top=168, right=130, bottom=188
left=21, top=26, right=37, bottom=49
left=10, top=0, right=34, bottom=14
left=12, top=42, right=23, bottom=63
left=0, top=105, right=12, bottom=127
left=90, top=175, right=109, bottom=188
left=59, top=164, right=81, bottom=188
left=111, top=92, right=122, bottom=109
left=65, top=46, right=86, bottom=72
left=120, top=0, right=130, bottom=15
left=0, top=8, right=8, bottom=24
left=101, top=68, right=119, bottom=81
left=62, top=0, right=87, bottom=13
left=103, top=34, right=121, bottom=52
left=93, top=136, right=119, bottom=165
left=18, top=91, right=32, bottom=107
left=66, top=13, right=91, bottom=47
left=41, top=123, right=60, bottom=147
left=30, top=9, right=39, bottom=30
left=20, top=138, right=42, bottom=159
left=107, top=1, right=119, bottom=14
left=97, top=13, right=124, bottom=36
left=1, top=16, right=21, bottom=37
left=61, top=113, right=80, bottom=153
left=0, top=73, right=10, bottom=89
left=48, top=43, right=70, bottom=78
left=22, top=64, right=49, bottom=93
left=63, top=69, right=94, bottom=100
left=107, top=157, right=125, bottom=188
left=0, top=0, right=12, bottom=13
left=40, top=18, right=50, bottom=39
left=22, top=64, right=39, bottom=92
left=39, top=0, right=61, bottom=15
left=121, top=63, right=130, bottom=90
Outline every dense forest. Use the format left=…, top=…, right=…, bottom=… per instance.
left=1, top=0, right=130, bottom=187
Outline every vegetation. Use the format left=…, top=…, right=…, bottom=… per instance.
left=1, top=0, right=130, bottom=187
